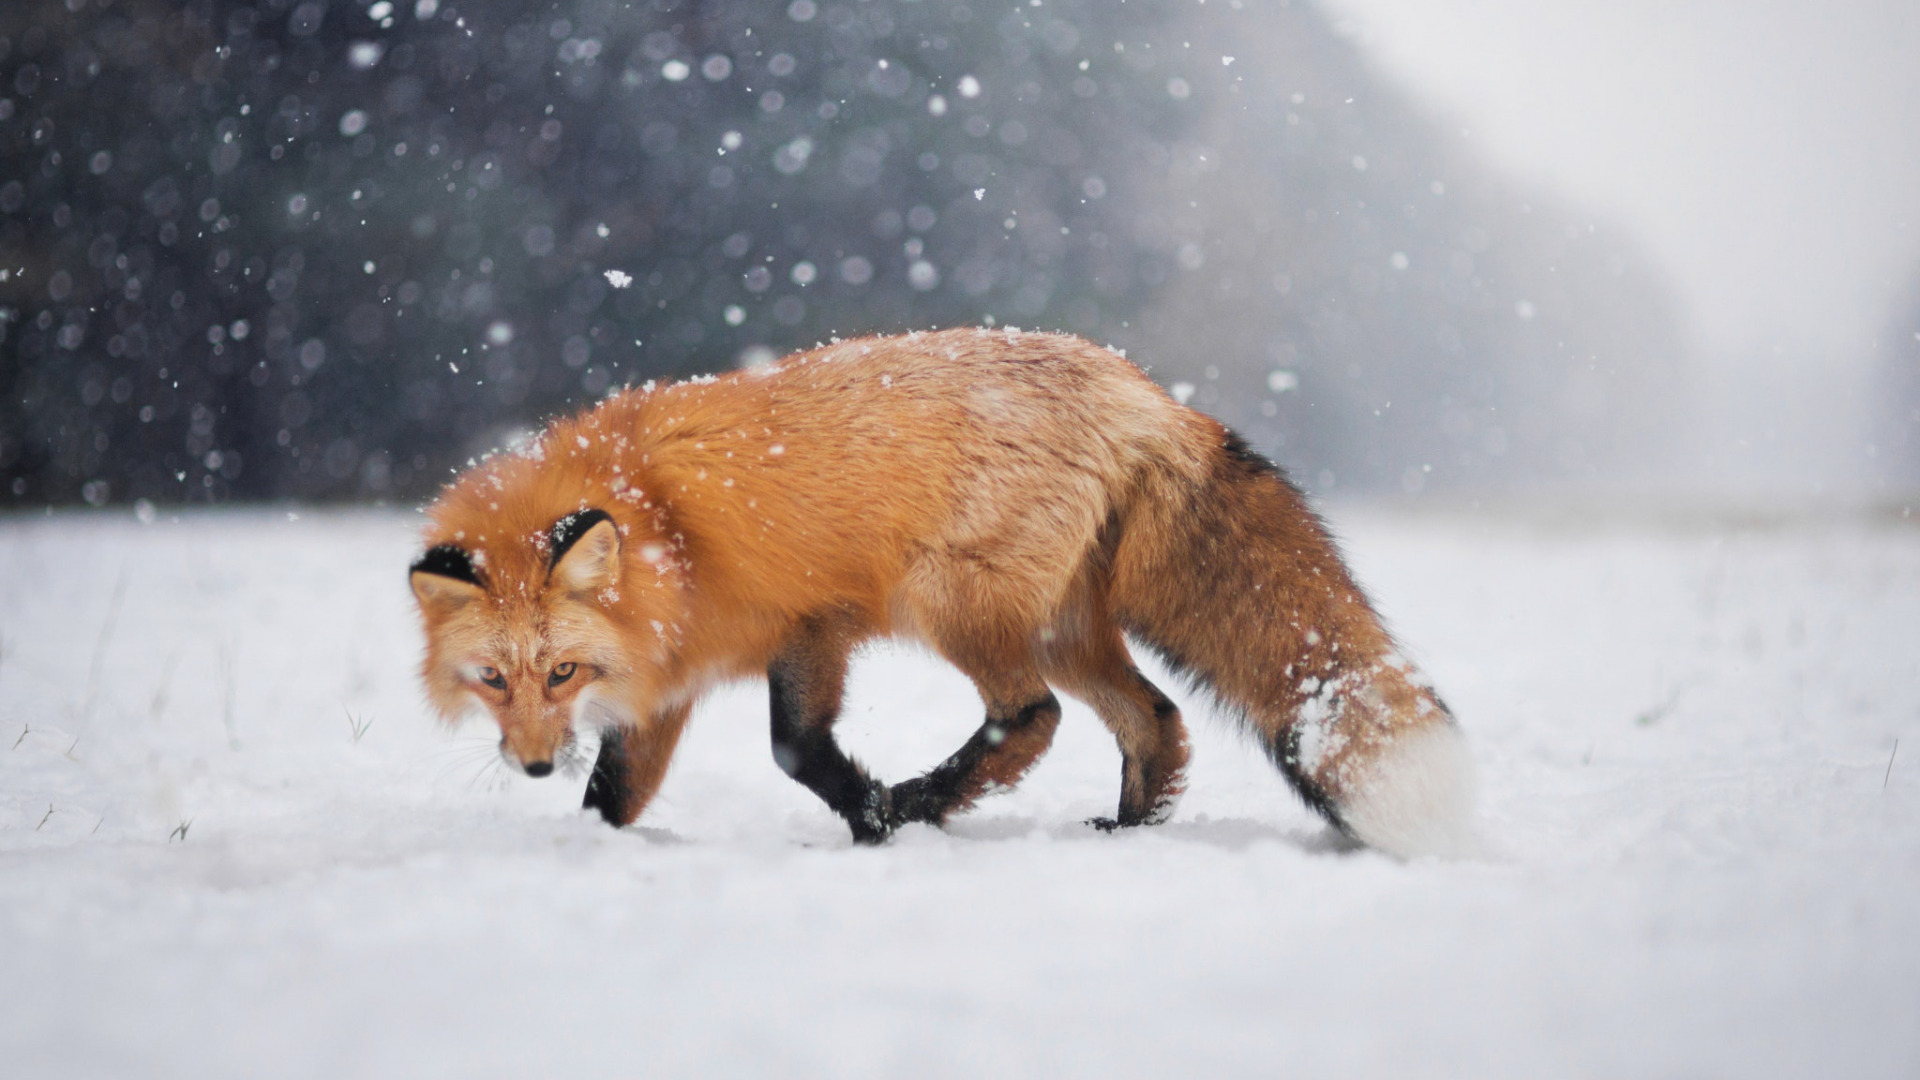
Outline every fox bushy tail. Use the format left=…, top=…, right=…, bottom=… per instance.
left=1110, top=432, right=1476, bottom=857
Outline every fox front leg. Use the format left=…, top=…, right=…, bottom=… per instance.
left=581, top=702, right=692, bottom=827
left=767, top=613, right=895, bottom=844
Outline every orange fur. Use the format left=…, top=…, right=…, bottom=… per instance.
left=410, top=328, right=1473, bottom=855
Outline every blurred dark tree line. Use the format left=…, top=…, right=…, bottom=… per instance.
left=1, top=0, right=1683, bottom=506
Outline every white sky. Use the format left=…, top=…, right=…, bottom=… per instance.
left=1324, top=0, right=1920, bottom=360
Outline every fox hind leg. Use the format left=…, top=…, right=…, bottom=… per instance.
left=1090, top=671, right=1188, bottom=830
left=1044, top=627, right=1190, bottom=830
left=768, top=613, right=895, bottom=844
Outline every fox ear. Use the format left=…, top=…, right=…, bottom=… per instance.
left=549, top=510, right=620, bottom=595
left=410, top=545, right=485, bottom=614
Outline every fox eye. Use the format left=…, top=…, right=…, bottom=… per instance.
left=477, top=666, right=506, bottom=690
left=548, top=661, right=578, bottom=687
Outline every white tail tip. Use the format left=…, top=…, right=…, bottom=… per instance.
left=1340, top=723, right=1478, bottom=859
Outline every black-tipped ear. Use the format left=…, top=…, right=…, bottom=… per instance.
left=412, top=545, right=481, bottom=586
left=548, top=509, right=615, bottom=569
left=410, top=545, right=485, bottom=612
left=549, top=510, right=620, bottom=595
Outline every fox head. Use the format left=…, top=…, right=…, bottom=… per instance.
left=409, top=507, right=675, bottom=776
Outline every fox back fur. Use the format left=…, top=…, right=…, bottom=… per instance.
left=409, top=328, right=1475, bottom=857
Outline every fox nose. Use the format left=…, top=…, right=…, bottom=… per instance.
left=523, top=761, right=554, bottom=778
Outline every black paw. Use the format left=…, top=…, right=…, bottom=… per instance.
left=844, top=780, right=896, bottom=845
left=887, top=776, right=946, bottom=828
left=1087, top=808, right=1156, bottom=832
left=583, top=785, right=626, bottom=827
left=582, top=727, right=632, bottom=827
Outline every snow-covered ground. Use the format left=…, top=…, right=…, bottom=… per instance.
left=1, top=502, right=1915, bottom=1078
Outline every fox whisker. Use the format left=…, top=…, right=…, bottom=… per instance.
left=556, top=737, right=592, bottom=780
left=425, top=739, right=502, bottom=784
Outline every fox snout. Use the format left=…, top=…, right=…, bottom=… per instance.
left=499, top=724, right=574, bottom=778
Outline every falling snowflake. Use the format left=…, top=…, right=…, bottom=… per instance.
left=604, top=269, right=633, bottom=289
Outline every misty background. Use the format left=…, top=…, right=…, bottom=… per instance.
left=2, top=0, right=1915, bottom=508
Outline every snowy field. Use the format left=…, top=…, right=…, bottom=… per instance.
left=1, top=502, right=1916, bottom=1078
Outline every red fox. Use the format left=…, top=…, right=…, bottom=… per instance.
left=409, top=328, right=1474, bottom=856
